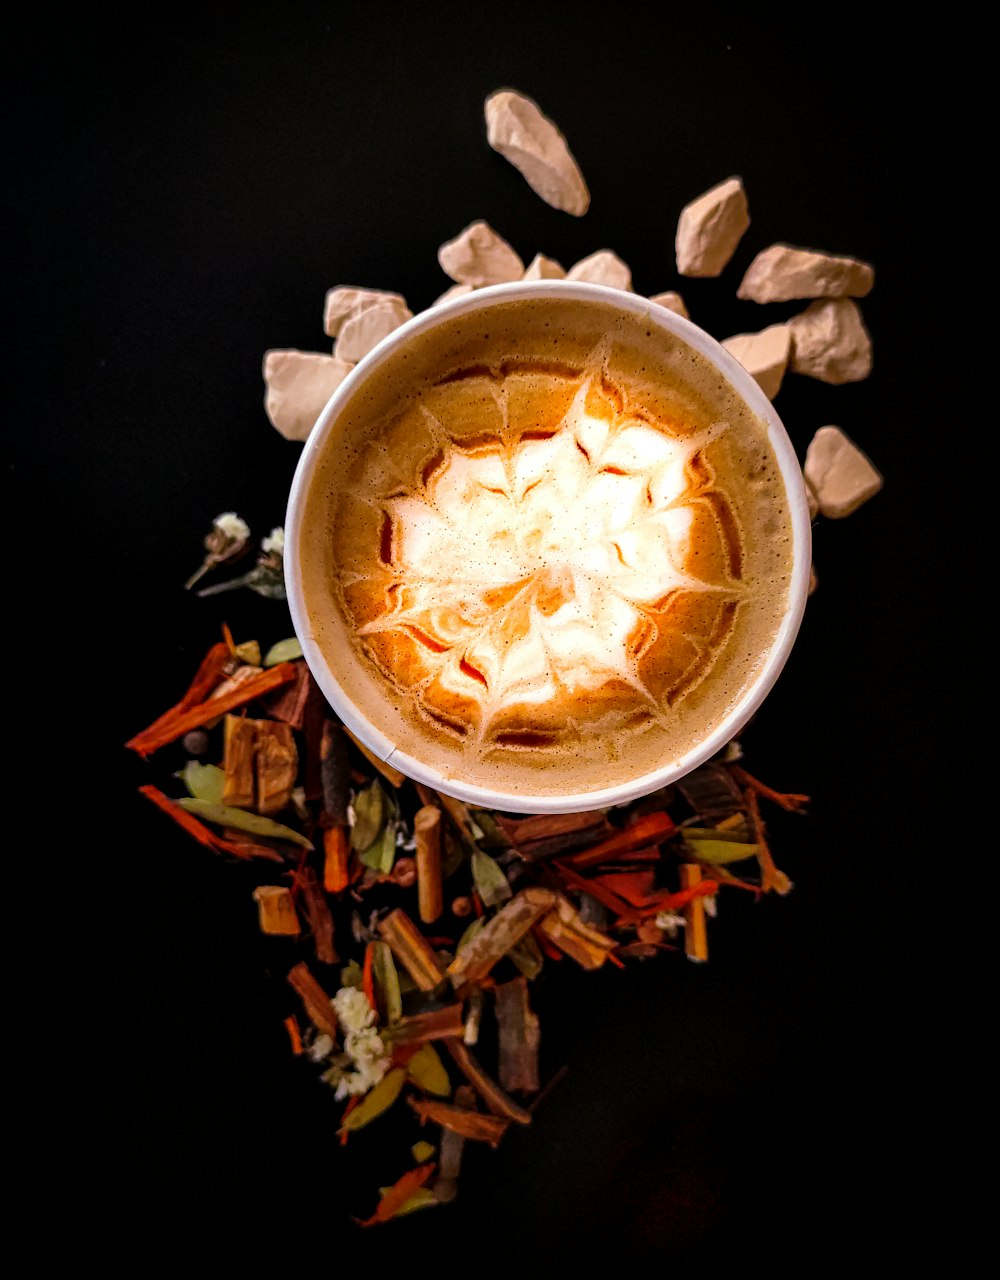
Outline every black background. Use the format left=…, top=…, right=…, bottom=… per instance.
left=13, top=3, right=939, bottom=1263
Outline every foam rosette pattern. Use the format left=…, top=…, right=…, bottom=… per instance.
left=334, top=355, right=743, bottom=760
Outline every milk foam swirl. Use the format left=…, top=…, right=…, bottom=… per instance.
left=338, top=357, right=744, bottom=754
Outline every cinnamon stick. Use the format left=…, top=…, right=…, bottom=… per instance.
left=222, top=714, right=256, bottom=808
left=565, top=811, right=676, bottom=869
left=444, top=1039, right=532, bottom=1124
left=679, top=864, right=708, bottom=962
left=323, top=825, right=351, bottom=894
left=414, top=805, right=443, bottom=924
left=447, top=888, right=557, bottom=989
left=379, top=909, right=446, bottom=991
left=389, top=1004, right=465, bottom=1044
left=125, top=641, right=231, bottom=750
left=409, top=1097, right=510, bottom=1146
left=553, top=859, right=641, bottom=924
left=283, top=1014, right=303, bottom=1055
left=252, top=885, right=300, bottom=936
left=495, top=978, right=540, bottom=1094
left=127, top=663, right=297, bottom=756
left=287, top=961, right=338, bottom=1036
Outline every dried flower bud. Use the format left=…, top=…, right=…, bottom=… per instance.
left=451, top=896, right=472, bottom=918
left=196, top=522, right=287, bottom=601
left=184, top=512, right=251, bottom=590
left=393, top=856, right=417, bottom=888
left=183, top=729, right=210, bottom=757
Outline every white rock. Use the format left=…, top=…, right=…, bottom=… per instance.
left=649, top=291, right=689, bottom=318
left=737, top=244, right=874, bottom=303
left=721, top=323, right=792, bottom=399
left=788, top=299, right=872, bottom=385
left=334, top=300, right=413, bottom=362
left=323, top=287, right=407, bottom=338
left=485, top=89, right=590, bottom=217
left=433, top=283, right=475, bottom=307
left=566, top=250, right=632, bottom=291
left=438, top=221, right=524, bottom=286
left=675, top=177, right=749, bottom=278
left=262, top=350, right=354, bottom=442
left=804, top=426, right=883, bottom=519
left=523, top=253, right=566, bottom=281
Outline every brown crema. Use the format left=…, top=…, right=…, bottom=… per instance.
left=297, top=296, right=792, bottom=796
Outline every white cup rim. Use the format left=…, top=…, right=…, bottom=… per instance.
left=286, top=280, right=811, bottom=814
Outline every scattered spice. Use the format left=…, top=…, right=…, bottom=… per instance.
left=134, top=625, right=807, bottom=1221
left=357, top=1163, right=436, bottom=1228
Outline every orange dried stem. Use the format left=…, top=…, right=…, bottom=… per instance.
left=566, top=811, right=675, bottom=869
left=745, top=789, right=793, bottom=895
left=414, top=805, right=443, bottom=924
left=322, top=825, right=350, bottom=894
left=379, top=909, right=447, bottom=991
left=679, top=864, right=709, bottom=962
left=409, top=1097, right=510, bottom=1146
left=283, top=1015, right=303, bottom=1056
left=127, top=663, right=297, bottom=756
left=729, top=765, right=810, bottom=814
left=125, top=642, right=230, bottom=750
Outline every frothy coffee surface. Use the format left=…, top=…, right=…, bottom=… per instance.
left=298, top=296, right=793, bottom=796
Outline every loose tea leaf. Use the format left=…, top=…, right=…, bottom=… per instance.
left=340, top=1067, right=406, bottom=1133
left=371, top=941, right=402, bottom=1023
left=683, top=838, right=759, bottom=865
left=180, top=761, right=225, bottom=804
left=178, top=798, right=312, bottom=848
left=411, top=1140, right=436, bottom=1163
left=357, top=1163, right=436, bottom=1227
left=358, top=823, right=397, bottom=875
left=391, top=1187, right=438, bottom=1218
left=264, top=637, right=303, bottom=666
left=140, top=784, right=283, bottom=863
left=471, top=849, right=512, bottom=907
left=406, top=1043, right=451, bottom=1096
left=351, top=781, right=385, bottom=853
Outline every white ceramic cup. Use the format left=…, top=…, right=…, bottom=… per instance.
left=286, top=281, right=811, bottom=814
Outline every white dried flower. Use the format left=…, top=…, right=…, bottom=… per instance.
left=307, top=1033, right=334, bottom=1063
left=261, top=526, right=285, bottom=557
left=214, top=512, right=251, bottom=543
left=703, top=894, right=718, bottom=918
left=654, top=910, right=686, bottom=938
left=333, top=985, right=376, bottom=1033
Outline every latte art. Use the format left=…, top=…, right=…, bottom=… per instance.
left=298, top=295, right=793, bottom=797
left=344, top=360, right=740, bottom=754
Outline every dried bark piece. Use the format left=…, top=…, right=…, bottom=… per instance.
left=262, top=350, right=354, bottom=442
left=566, top=249, right=632, bottom=291
left=523, top=253, right=566, bottom=280
left=649, top=290, right=689, bottom=318
left=414, top=805, right=443, bottom=924
left=804, top=426, right=883, bottom=519
left=438, top=221, right=524, bottom=286
left=379, top=909, right=447, bottom=990
left=409, top=1098, right=510, bottom=1146
left=676, top=764, right=744, bottom=823
left=485, top=89, right=589, bottom=216
left=788, top=298, right=873, bottom=384
left=323, top=286, right=407, bottom=337
left=447, top=888, right=557, bottom=988
left=721, top=323, right=792, bottom=399
left=566, top=811, right=675, bottom=869
left=287, top=962, right=337, bottom=1036
left=445, top=1039, right=532, bottom=1123
left=433, top=1084, right=475, bottom=1202
left=222, top=714, right=256, bottom=808
left=737, top=243, right=874, bottom=303
left=252, top=886, right=300, bottom=936
left=390, top=1004, right=465, bottom=1044
left=535, top=894, right=616, bottom=969
left=433, top=283, right=475, bottom=306
left=294, top=865, right=337, bottom=964
left=263, top=661, right=310, bottom=730
left=495, top=978, right=540, bottom=1093
left=675, top=177, right=749, bottom=277
left=334, top=300, right=413, bottom=363
left=255, top=721, right=297, bottom=815
left=497, top=810, right=611, bottom=860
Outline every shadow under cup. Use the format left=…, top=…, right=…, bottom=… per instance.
left=282, top=284, right=809, bottom=814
